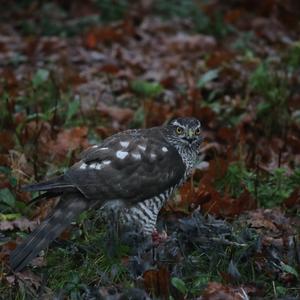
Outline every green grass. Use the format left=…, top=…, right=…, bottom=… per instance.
left=96, top=0, right=129, bottom=23
left=286, top=41, right=300, bottom=70
left=43, top=240, right=130, bottom=298
left=2, top=219, right=131, bottom=299
left=215, top=161, right=300, bottom=207
left=154, top=0, right=233, bottom=38
left=249, top=62, right=290, bottom=136
left=22, top=68, right=83, bottom=127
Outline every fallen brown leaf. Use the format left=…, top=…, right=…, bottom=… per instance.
left=97, top=103, right=134, bottom=125
left=143, top=266, right=170, bottom=299
left=202, top=282, right=252, bottom=300
left=50, top=127, right=89, bottom=161
left=0, top=217, right=37, bottom=232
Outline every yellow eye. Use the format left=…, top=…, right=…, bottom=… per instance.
left=176, top=127, right=183, bottom=134
left=195, top=128, right=201, bottom=135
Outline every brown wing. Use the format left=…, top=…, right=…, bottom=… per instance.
left=63, top=127, right=185, bottom=204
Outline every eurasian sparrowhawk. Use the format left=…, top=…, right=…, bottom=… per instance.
left=10, top=117, right=203, bottom=271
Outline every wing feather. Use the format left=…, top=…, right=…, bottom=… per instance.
left=64, top=128, right=185, bottom=204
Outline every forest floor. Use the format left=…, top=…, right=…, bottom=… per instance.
left=0, top=1, right=300, bottom=299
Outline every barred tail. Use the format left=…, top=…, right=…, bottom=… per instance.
left=10, top=193, right=88, bottom=272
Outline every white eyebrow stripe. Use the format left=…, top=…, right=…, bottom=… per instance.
left=137, top=145, right=146, bottom=151
left=171, top=120, right=182, bottom=126
left=116, top=150, right=128, bottom=159
left=120, top=141, right=130, bottom=148
left=98, top=147, right=109, bottom=151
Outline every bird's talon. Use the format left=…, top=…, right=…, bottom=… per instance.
left=151, top=230, right=168, bottom=245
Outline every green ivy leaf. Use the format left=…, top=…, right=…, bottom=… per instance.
left=171, top=277, right=187, bottom=294
left=197, top=69, right=219, bottom=88
left=32, top=68, right=50, bottom=88
left=281, top=262, right=299, bottom=278
left=0, top=188, right=16, bottom=207
left=131, top=80, right=163, bottom=97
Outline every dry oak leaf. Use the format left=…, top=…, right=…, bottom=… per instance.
left=143, top=266, right=170, bottom=299
left=50, top=127, right=89, bottom=160
left=97, top=102, right=134, bottom=124
left=0, top=217, right=37, bottom=232
left=245, top=208, right=294, bottom=236
left=202, top=282, right=250, bottom=300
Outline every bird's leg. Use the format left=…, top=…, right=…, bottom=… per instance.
left=150, top=228, right=168, bottom=263
left=111, top=208, right=119, bottom=241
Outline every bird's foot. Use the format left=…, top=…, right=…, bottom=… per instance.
left=151, top=229, right=168, bottom=246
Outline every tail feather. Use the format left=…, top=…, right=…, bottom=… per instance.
left=28, top=191, right=61, bottom=205
left=10, top=193, right=88, bottom=272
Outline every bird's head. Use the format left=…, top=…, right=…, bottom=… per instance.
left=164, top=117, right=203, bottom=151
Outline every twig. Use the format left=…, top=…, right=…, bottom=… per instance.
left=210, top=237, right=248, bottom=247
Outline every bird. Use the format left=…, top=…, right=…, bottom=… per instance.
left=10, top=117, right=203, bottom=271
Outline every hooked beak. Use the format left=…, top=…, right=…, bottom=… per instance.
left=183, top=129, right=195, bottom=144
left=188, top=129, right=194, bottom=138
